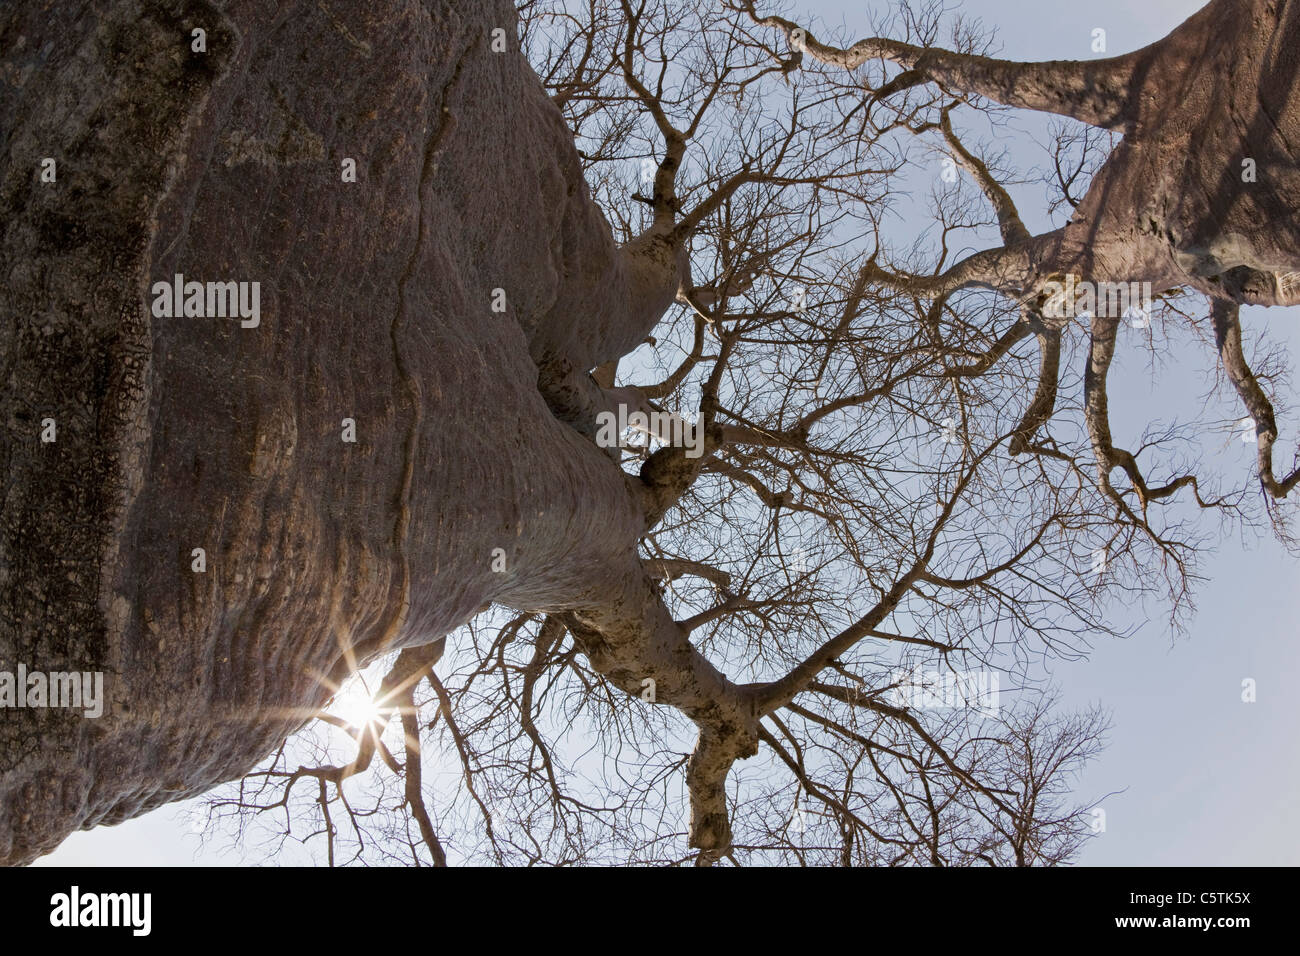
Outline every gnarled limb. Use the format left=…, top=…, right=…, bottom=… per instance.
left=648, top=558, right=734, bottom=592
left=732, top=1, right=1143, bottom=130
left=935, top=107, right=1030, bottom=246
left=1008, top=316, right=1061, bottom=456
left=557, top=563, right=760, bottom=858
left=1082, top=315, right=1215, bottom=511
left=1211, top=299, right=1300, bottom=498
left=864, top=228, right=1066, bottom=299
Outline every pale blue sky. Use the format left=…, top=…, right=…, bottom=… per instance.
left=38, top=0, right=1299, bottom=866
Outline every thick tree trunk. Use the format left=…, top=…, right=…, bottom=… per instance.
left=1055, top=0, right=1300, bottom=302
left=764, top=0, right=1300, bottom=306
left=0, top=0, right=699, bottom=864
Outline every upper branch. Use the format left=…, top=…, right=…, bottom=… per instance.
left=733, top=1, right=1143, bottom=130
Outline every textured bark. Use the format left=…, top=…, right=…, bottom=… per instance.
left=0, top=0, right=717, bottom=864
left=6, top=0, right=1295, bottom=867
left=761, top=0, right=1300, bottom=306
left=744, top=4, right=1144, bottom=129
left=1212, top=299, right=1300, bottom=497
left=1057, top=0, right=1300, bottom=305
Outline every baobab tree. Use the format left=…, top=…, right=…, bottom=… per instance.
left=0, top=0, right=1293, bottom=866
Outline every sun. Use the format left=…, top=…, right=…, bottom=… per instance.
left=330, top=675, right=384, bottom=731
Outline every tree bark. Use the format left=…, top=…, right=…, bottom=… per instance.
left=762, top=0, right=1300, bottom=307
left=0, top=0, right=703, bottom=864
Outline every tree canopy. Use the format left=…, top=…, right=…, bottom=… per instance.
left=1, top=0, right=1295, bottom=866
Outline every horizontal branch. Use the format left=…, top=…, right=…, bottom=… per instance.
left=735, top=1, right=1142, bottom=130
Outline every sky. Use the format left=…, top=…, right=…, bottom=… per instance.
left=37, top=0, right=1300, bottom=867
left=919, top=0, right=1300, bottom=868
